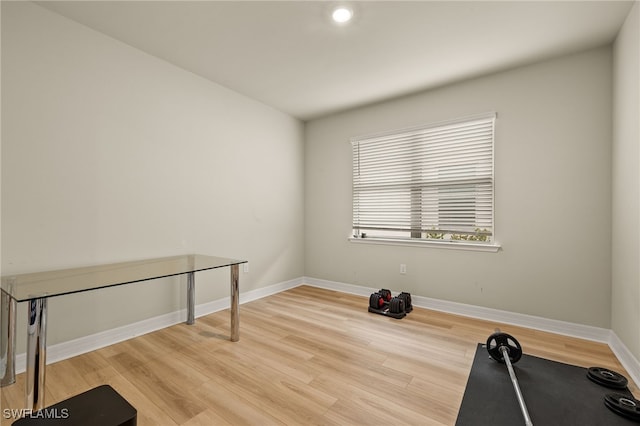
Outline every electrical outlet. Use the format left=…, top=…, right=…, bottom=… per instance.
left=243, top=263, right=249, bottom=273
left=400, top=264, right=407, bottom=274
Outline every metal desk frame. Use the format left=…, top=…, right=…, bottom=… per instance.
left=1, top=255, right=246, bottom=410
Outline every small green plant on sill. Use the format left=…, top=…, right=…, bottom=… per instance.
left=450, top=228, right=490, bottom=242
left=426, top=228, right=444, bottom=239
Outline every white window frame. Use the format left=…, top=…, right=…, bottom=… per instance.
left=349, top=113, right=500, bottom=252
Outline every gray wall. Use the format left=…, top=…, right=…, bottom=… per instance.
left=1, top=2, right=305, bottom=350
left=612, top=2, right=640, bottom=358
left=2, top=1, right=637, bottom=362
left=305, top=47, right=613, bottom=328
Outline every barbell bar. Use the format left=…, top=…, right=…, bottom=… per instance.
left=486, top=329, right=533, bottom=426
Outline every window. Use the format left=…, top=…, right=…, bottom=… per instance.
left=351, top=113, right=496, bottom=247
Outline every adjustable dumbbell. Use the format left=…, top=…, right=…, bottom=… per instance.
left=369, top=289, right=413, bottom=316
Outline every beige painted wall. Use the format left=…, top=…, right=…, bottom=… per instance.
left=2, top=1, right=634, bottom=358
left=612, top=2, right=640, bottom=358
left=305, top=47, right=613, bottom=328
left=1, top=2, right=304, bottom=350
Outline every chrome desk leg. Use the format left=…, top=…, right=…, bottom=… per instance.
left=26, top=298, right=47, bottom=410
left=187, top=272, right=195, bottom=325
left=230, top=264, right=239, bottom=342
left=1, top=290, right=16, bottom=386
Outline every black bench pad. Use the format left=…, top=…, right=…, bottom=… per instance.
left=13, top=384, right=136, bottom=425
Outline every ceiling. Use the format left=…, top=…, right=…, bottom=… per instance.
left=36, top=1, right=634, bottom=121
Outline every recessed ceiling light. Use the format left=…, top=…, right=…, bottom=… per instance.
left=332, top=7, right=353, bottom=24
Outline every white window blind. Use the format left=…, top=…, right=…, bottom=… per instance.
left=351, top=113, right=495, bottom=243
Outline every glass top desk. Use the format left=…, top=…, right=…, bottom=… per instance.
left=0, top=254, right=247, bottom=410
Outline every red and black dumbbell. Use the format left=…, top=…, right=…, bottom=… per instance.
left=369, top=289, right=392, bottom=309
left=388, top=296, right=405, bottom=314
left=369, top=289, right=411, bottom=315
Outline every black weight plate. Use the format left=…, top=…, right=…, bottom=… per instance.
left=389, top=297, right=405, bottom=314
left=486, top=332, right=523, bottom=364
left=399, top=292, right=413, bottom=311
left=604, top=393, right=640, bottom=422
left=369, top=293, right=382, bottom=310
left=588, top=367, right=629, bottom=389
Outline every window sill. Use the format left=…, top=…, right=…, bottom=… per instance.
left=348, top=237, right=501, bottom=252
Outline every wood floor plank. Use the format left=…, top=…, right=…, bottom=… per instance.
left=103, top=374, right=180, bottom=426
left=191, top=380, right=285, bottom=426
left=180, top=408, right=233, bottom=426
left=192, top=346, right=335, bottom=424
left=122, top=360, right=208, bottom=425
left=1, top=285, right=636, bottom=426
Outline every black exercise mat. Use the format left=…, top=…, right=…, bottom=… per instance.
left=455, top=343, right=637, bottom=425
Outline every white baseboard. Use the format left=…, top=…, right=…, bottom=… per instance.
left=13, top=277, right=304, bottom=374
left=413, top=294, right=611, bottom=343
left=303, top=276, right=640, bottom=387
left=608, top=331, right=640, bottom=391
left=305, top=276, right=610, bottom=342
left=303, top=276, right=379, bottom=297
left=10, top=275, right=640, bottom=392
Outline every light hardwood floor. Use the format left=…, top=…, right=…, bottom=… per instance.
left=1, top=286, right=636, bottom=425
